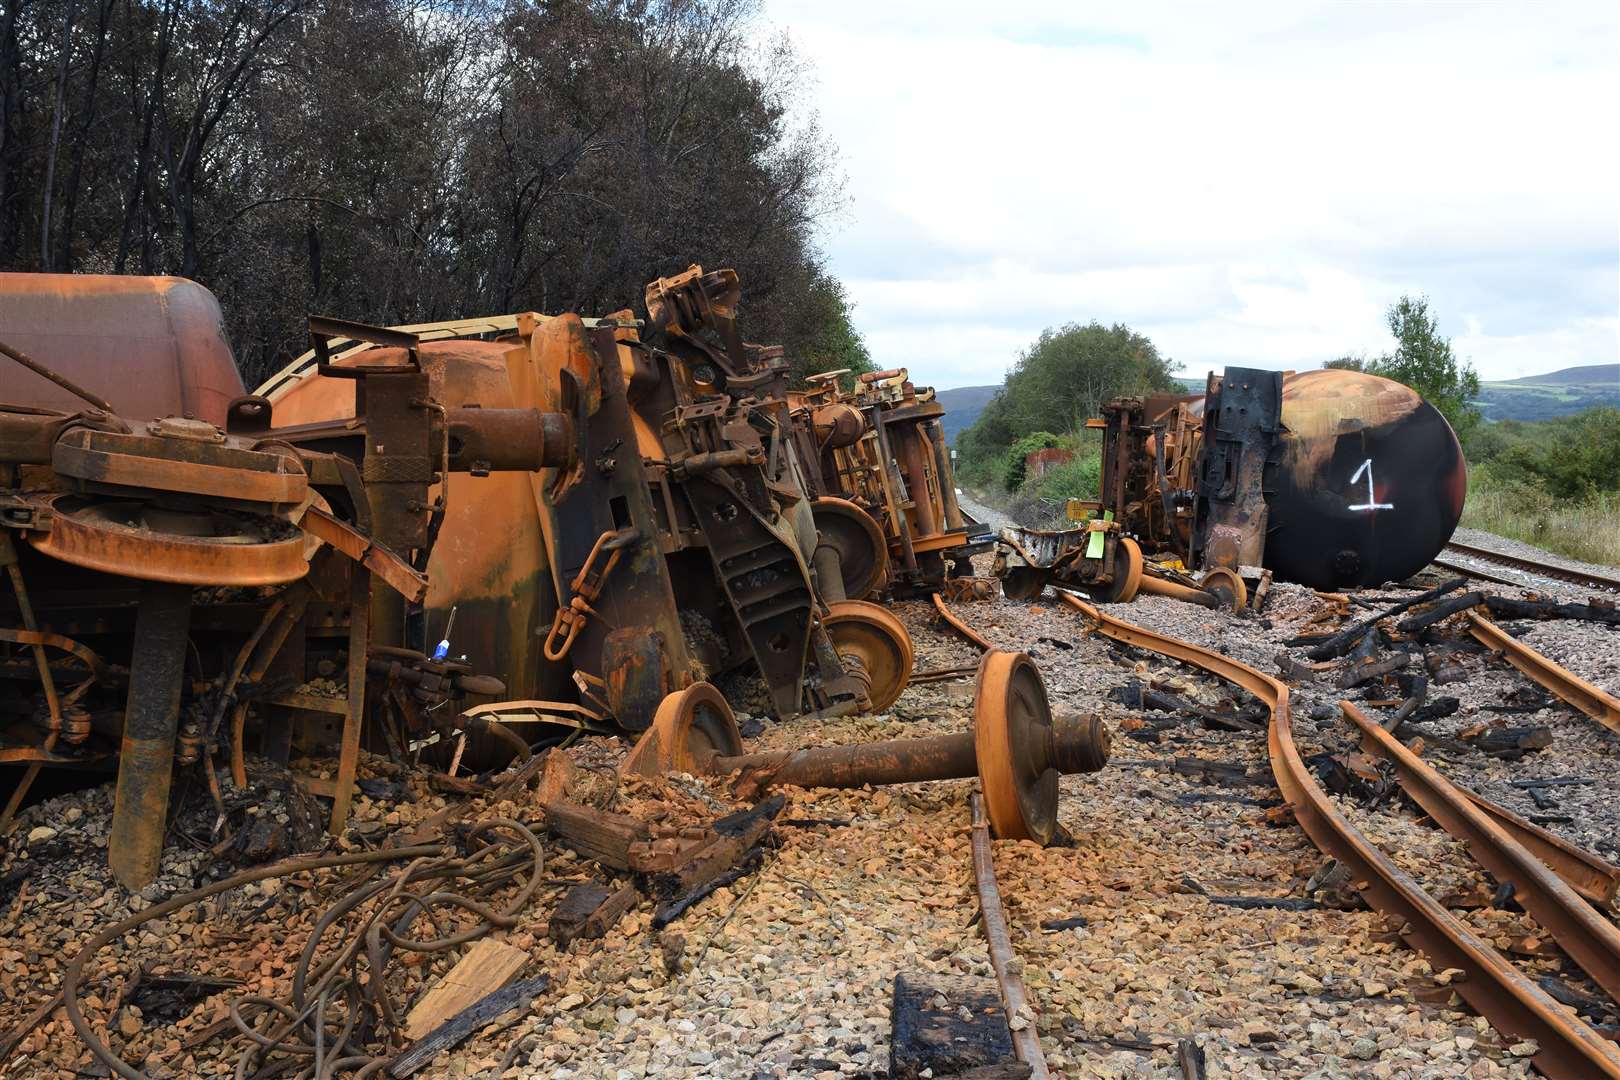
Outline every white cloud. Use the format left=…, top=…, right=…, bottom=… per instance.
left=763, top=0, right=1620, bottom=387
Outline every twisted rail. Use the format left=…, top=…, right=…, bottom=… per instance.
left=1059, top=592, right=1620, bottom=1079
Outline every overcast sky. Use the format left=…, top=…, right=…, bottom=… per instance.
left=764, top=0, right=1619, bottom=389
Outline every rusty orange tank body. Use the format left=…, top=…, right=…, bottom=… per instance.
left=0, top=273, right=243, bottom=424
left=1265, top=368, right=1467, bottom=589
left=269, top=339, right=565, bottom=707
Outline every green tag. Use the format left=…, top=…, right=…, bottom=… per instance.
left=1086, top=510, right=1111, bottom=560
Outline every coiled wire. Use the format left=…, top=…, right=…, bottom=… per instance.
left=64, top=818, right=544, bottom=1080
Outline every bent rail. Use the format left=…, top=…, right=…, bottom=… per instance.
left=1466, top=613, right=1620, bottom=736
left=969, top=794, right=1051, bottom=1079
left=932, top=592, right=994, bottom=652
left=1058, top=592, right=1620, bottom=1079
left=1345, top=701, right=1620, bottom=1002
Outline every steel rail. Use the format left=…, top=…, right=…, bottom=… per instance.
left=969, top=793, right=1051, bottom=1080
left=1458, top=787, right=1620, bottom=909
left=1345, top=701, right=1620, bottom=1001
left=932, top=591, right=994, bottom=652
left=1466, top=612, right=1620, bottom=736
left=1430, top=556, right=1523, bottom=589
left=1058, top=591, right=1620, bottom=1079
left=1442, top=541, right=1620, bottom=594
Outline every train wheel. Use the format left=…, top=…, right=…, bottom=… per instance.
left=1000, top=566, right=1047, bottom=601
left=825, top=600, right=914, bottom=713
left=974, top=650, right=1059, bottom=845
left=810, top=497, right=889, bottom=601
left=620, top=682, right=742, bottom=778
left=1097, top=537, right=1144, bottom=603
left=1199, top=566, right=1248, bottom=612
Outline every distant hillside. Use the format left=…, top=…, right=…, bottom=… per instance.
left=1179, top=365, right=1617, bottom=422
left=1476, top=379, right=1619, bottom=422
left=935, top=364, right=1617, bottom=440
left=934, top=384, right=999, bottom=443
left=1504, top=364, right=1618, bottom=387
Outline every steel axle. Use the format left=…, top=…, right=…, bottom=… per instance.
left=710, top=712, right=1107, bottom=789
left=622, top=650, right=1110, bottom=844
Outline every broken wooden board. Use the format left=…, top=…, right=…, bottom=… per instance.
left=542, top=801, right=653, bottom=870
left=890, top=972, right=1028, bottom=1080
left=403, top=939, right=528, bottom=1041
left=390, top=974, right=550, bottom=1078
left=642, top=796, right=783, bottom=900
left=548, top=881, right=639, bottom=947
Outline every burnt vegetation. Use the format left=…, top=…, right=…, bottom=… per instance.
left=0, top=0, right=871, bottom=385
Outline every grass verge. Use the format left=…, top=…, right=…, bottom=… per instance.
left=1460, top=474, right=1620, bottom=568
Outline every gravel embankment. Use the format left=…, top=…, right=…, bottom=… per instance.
left=1443, top=527, right=1620, bottom=597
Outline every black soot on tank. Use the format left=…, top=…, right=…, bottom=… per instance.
left=1262, top=369, right=1466, bottom=591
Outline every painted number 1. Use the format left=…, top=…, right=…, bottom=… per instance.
left=1348, top=458, right=1394, bottom=512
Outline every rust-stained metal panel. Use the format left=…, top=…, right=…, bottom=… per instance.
left=0, top=273, right=244, bottom=424
left=270, top=338, right=568, bottom=715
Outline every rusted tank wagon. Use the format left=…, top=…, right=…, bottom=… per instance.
left=4, top=267, right=919, bottom=885
left=996, top=366, right=1466, bottom=603
left=262, top=266, right=915, bottom=741
left=0, top=274, right=242, bottom=423
left=786, top=368, right=992, bottom=599
left=1, top=275, right=567, bottom=887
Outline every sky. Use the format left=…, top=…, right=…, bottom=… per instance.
left=762, top=0, right=1620, bottom=389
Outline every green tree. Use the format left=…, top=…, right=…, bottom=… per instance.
left=778, top=269, right=874, bottom=385
left=955, top=321, right=1176, bottom=487
left=1367, top=295, right=1481, bottom=438
left=1324, top=355, right=1365, bottom=371
left=1002, top=431, right=1062, bottom=491
left=1537, top=407, right=1620, bottom=498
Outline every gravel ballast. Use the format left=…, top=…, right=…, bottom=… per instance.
left=2, top=532, right=1615, bottom=1078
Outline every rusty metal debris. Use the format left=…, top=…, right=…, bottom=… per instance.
left=995, top=366, right=1470, bottom=606
left=788, top=367, right=993, bottom=596
left=1, top=274, right=573, bottom=882
left=265, top=264, right=900, bottom=736
left=5, top=264, right=954, bottom=882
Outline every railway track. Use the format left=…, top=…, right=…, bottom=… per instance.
left=1440, top=540, right=1620, bottom=594
left=931, top=590, right=1620, bottom=1078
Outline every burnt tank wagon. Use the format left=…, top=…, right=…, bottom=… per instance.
left=995, top=366, right=1467, bottom=604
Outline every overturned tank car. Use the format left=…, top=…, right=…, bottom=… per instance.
left=262, top=266, right=915, bottom=738
left=996, top=366, right=1467, bottom=604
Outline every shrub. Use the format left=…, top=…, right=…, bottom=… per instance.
left=1001, top=431, right=1063, bottom=491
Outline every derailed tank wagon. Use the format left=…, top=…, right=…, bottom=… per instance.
left=995, top=366, right=1467, bottom=606
left=2, top=267, right=922, bottom=884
